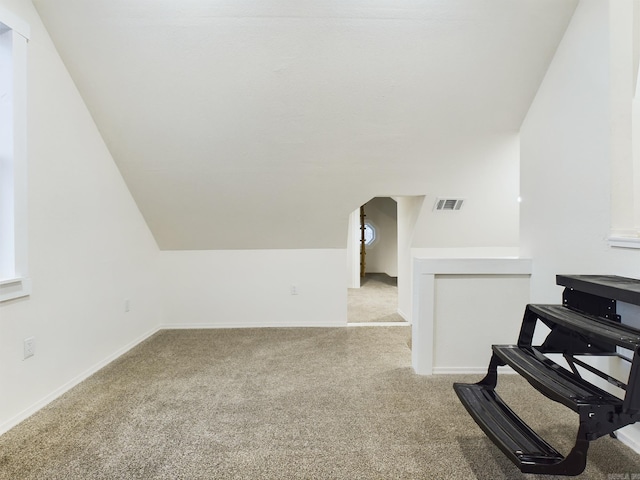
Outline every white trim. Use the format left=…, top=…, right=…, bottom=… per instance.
left=161, top=322, right=346, bottom=329
left=616, top=426, right=640, bottom=454
left=412, top=271, right=434, bottom=375
left=0, top=326, right=160, bottom=435
left=397, top=308, right=409, bottom=321
left=0, top=28, right=29, bottom=297
left=413, top=257, right=533, bottom=275
left=0, top=6, right=30, bottom=40
left=432, top=366, right=516, bottom=375
left=608, top=235, right=640, bottom=249
left=347, top=321, right=409, bottom=327
left=0, top=276, right=30, bottom=302
left=433, top=367, right=487, bottom=375
left=363, top=220, right=378, bottom=247
left=12, top=31, right=28, bottom=288
left=346, top=209, right=361, bottom=289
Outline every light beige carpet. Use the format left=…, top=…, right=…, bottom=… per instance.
left=0, top=327, right=639, bottom=479
left=348, top=273, right=406, bottom=323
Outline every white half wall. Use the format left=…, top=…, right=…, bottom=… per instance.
left=431, top=274, right=529, bottom=373
left=0, top=0, right=161, bottom=434
left=412, top=258, right=531, bottom=375
left=161, top=249, right=347, bottom=328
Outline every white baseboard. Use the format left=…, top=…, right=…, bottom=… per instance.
left=397, top=308, right=409, bottom=322
left=347, top=322, right=410, bottom=327
left=433, top=367, right=487, bottom=375
left=617, top=425, right=640, bottom=454
left=0, top=325, right=161, bottom=436
left=160, top=322, right=345, bottom=329
left=432, top=366, right=515, bottom=375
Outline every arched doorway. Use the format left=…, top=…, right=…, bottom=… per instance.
left=347, top=197, right=405, bottom=325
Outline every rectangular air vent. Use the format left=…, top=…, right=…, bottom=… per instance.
left=434, top=198, right=464, bottom=211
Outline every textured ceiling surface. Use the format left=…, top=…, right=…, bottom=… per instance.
left=32, top=0, right=577, bottom=249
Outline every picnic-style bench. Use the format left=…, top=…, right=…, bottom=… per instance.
left=454, top=275, right=640, bottom=475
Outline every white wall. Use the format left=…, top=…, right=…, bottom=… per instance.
left=520, top=0, right=637, bottom=299
left=363, top=197, right=397, bottom=277
left=520, top=0, right=640, bottom=452
left=411, top=133, right=521, bottom=249
left=393, top=134, right=521, bottom=323
left=0, top=0, right=161, bottom=433
left=161, top=249, right=346, bottom=328
left=397, top=195, right=424, bottom=320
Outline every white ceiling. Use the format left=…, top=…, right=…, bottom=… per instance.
left=32, top=0, right=578, bottom=249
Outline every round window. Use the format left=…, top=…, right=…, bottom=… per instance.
left=363, top=222, right=376, bottom=246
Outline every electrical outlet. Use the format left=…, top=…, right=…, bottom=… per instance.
left=23, top=337, right=35, bottom=359
left=124, top=299, right=130, bottom=312
left=290, top=285, right=298, bottom=295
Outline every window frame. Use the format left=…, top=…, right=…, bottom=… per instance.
left=0, top=6, right=30, bottom=302
left=363, top=221, right=377, bottom=247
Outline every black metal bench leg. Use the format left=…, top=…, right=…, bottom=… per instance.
left=478, top=353, right=505, bottom=389
left=520, top=427, right=589, bottom=476
left=560, top=436, right=589, bottom=476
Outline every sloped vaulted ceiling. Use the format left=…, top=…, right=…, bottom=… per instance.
left=32, top=0, right=577, bottom=249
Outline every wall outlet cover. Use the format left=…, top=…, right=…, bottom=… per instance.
left=23, top=337, right=35, bottom=359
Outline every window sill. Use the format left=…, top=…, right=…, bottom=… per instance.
left=608, top=236, right=640, bottom=249
left=0, top=277, right=31, bottom=302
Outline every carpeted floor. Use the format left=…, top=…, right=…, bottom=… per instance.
left=0, top=327, right=639, bottom=479
left=348, top=273, right=406, bottom=323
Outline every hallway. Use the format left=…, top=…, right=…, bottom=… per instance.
left=347, top=273, right=406, bottom=324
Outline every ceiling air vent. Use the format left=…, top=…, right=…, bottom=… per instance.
left=434, top=198, right=464, bottom=211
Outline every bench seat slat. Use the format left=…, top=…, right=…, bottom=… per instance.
left=493, top=345, right=623, bottom=411
left=453, top=383, right=569, bottom=473
left=557, top=275, right=640, bottom=307
left=528, top=304, right=640, bottom=350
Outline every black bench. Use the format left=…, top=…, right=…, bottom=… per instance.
left=454, top=275, right=640, bottom=475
